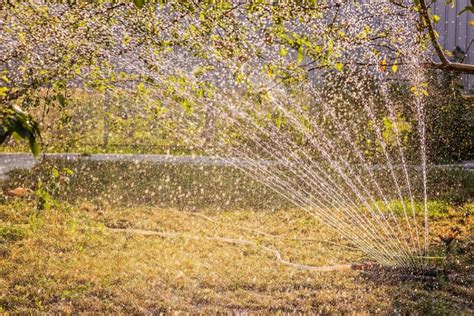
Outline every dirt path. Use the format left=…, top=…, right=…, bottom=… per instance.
left=1, top=152, right=472, bottom=180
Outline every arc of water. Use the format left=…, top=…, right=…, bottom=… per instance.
left=263, top=95, right=416, bottom=267
left=310, top=84, right=422, bottom=267
left=177, top=83, right=414, bottom=266
left=237, top=140, right=402, bottom=265
left=138, top=78, right=422, bottom=268
left=215, top=103, right=412, bottom=266
left=356, top=87, right=420, bottom=261
left=228, top=148, right=400, bottom=266
left=252, top=119, right=413, bottom=266
left=412, top=82, right=429, bottom=259
left=229, top=143, right=406, bottom=267
left=379, top=80, right=423, bottom=260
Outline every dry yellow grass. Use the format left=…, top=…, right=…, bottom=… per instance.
left=0, top=200, right=472, bottom=313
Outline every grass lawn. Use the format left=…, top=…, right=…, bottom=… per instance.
left=0, top=159, right=472, bottom=313
left=0, top=198, right=472, bottom=313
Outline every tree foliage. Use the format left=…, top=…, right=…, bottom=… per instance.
left=0, top=1, right=472, bottom=156
left=0, top=106, right=40, bottom=156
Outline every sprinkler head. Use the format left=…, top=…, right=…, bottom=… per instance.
left=438, top=227, right=460, bottom=244
left=439, top=226, right=460, bottom=255
left=351, top=261, right=382, bottom=271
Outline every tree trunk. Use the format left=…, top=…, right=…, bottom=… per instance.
left=202, top=101, right=214, bottom=148
left=103, top=90, right=111, bottom=149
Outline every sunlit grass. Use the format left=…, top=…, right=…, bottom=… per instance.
left=0, top=199, right=472, bottom=313
left=1, top=159, right=473, bottom=312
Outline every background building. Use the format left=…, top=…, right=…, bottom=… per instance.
left=432, top=0, right=474, bottom=91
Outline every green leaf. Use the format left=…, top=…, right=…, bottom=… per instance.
left=63, top=168, right=74, bottom=175
left=52, top=168, right=59, bottom=178
left=12, top=131, right=22, bottom=142
left=235, top=71, right=245, bottom=84
left=297, top=47, right=304, bottom=63
left=30, top=139, right=40, bottom=157
left=432, top=15, right=440, bottom=23
left=2, top=107, right=41, bottom=157
left=0, top=86, right=8, bottom=97
left=180, top=98, right=193, bottom=114
left=133, top=0, right=145, bottom=8
left=73, top=66, right=82, bottom=76
left=57, top=94, right=66, bottom=107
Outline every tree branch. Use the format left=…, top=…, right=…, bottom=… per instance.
left=431, top=61, right=474, bottom=75
left=419, top=0, right=474, bottom=75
